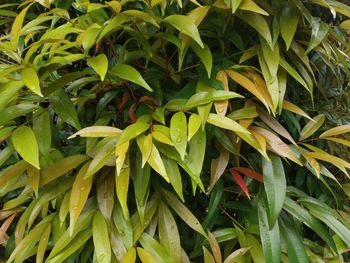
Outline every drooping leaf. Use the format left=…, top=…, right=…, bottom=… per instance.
left=306, top=17, right=329, bottom=54
left=93, top=211, right=112, bottom=263
left=280, top=2, right=299, bottom=50
left=87, top=54, right=109, bottom=81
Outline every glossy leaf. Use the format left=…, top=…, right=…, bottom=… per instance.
left=299, top=114, right=325, bottom=141
left=87, top=54, right=109, bottom=81
left=170, top=112, right=187, bottom=160
left=11, top=126, right=40, bottom=169
left=93, top=211, right=112, bottom=263
left=319, top=124, right=350, bottom=138
left=280, top=2, right=299, bottom=50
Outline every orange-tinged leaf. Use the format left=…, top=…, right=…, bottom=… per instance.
left=69, top=162, right=93, bottom=235
left=257, top=106, right=297, bottom=145
left=250, top=126, right=303, bottom=165
left=226, top=69, right=271, bottom=110
left=230, top=170, right=250, bottom=199
left=282, top=100, right=312, bottom=120
left=299, top=114, right=325, bottom=141
left=232, top=167, right=263, bottom=182
left=208, top=231, right=222, bottom=263
left=0, top=213, right=16, bottom=245
left=209, top=147, right=229, bottom=191
left=319, top=124, right=350, bottom=138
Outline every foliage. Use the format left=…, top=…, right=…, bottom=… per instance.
left=1, top=0, right=350, bottom=262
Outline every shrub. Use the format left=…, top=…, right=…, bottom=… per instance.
left=1, top=0, right=350, bottom=262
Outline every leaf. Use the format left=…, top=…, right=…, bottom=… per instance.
left=282, top=100, right=312, bottom=120
left=147, top=144, right=169, bottom=182
left=207, top=113, right=250, bottom=135
left=40, top=155, right=89, bottom=186
left=258, top=198, right=281, bottom=263
left=209, top=147, right=229, bottom=191
left=215, top=70, right=229, bottom=115
left=11, top=126, right=40, bottom=169
left=87, top=54, right=108, bottom=81
left=136, top=134, right=153, bottom=167
left=239, top=0, right=269, bottom=15
left=139, top=233, right=172, bottom=262
left=283, top=197, right=337, bottom=254
left=262, top=154, right=286, bottom=227
left=232, top=167, right=263, bottom=182
left=280, top=2, right=299, bottom=50
left=163, top=15, right=204, bottom=48
left=36, top=224, right=51, bottom=263
left=69, top=162, right=93, bottom=235
left=0, top=80, right=24, bottom=111
left=11, top=3, right=31, bottom=48
left=170, top=112, right=187, bottom=160
left=97, top=170, right=115, bottom=220
left=306, top=17, right=329, bottom=54
left=137, top=247, right=159, bottom=263
left=110, top=64, right=152, bottom=92
left=223, top=248, right=250, bottom=263
left=188, top=114, right=202, bottom=141
left=120, top=248, right=136, bottom=263
left=279, top=58, right=310, bottom=94
left=117, top=115, right=151, bottom=146
left=162, top=189, right=207, bottom=238
left=116, top=153, right=130, bottom=219
left=208, top=231, right=222, bottom=263
left=190, top=42, right=212, bottom=78
left=93, top=211, right=112, bottom=263
left=299, top=114, right=325, bottom=141
left=21, top=67, right=43, bottom=97
left=230, top=170, right=250, bottom=199
left=123, top=10, right=159, bottom=28
left=69, top=126, right=122, bottom=139
left=237, top=12, right=272, bottom=46
left=158, top=202, right=182, bottom=263
left=319, top=124, right=350, bottom=138
left=323, top=137, right=350, bottom=147
left=203, top=247, right=216, bottom=263
left=279, top=216, right=309, bottom=263
left=304, top=152, right=350, bottom=169
left=163, top=157, right=184, bottom=202
left=49, top=89, right=81, bottom=130
left=246, top=234, right=265, bottom=263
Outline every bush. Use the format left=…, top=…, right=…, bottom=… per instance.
left=1, top=0, right=350, bottom=262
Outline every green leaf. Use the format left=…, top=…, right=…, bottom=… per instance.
left=69, top=162, right=93, bottom=235
left=163, top=157, right=184, bottom=202
left=246, top=234, right=265, bottom=263
left=237, top=12, right=272, bottom=46
left=258, top=198, right=281, bottom=263
left=207, top=113, right=250, bottom=135
left=280, top=58, right=310, bottom=94
left=190, top=42, right=212, bottom=78
left=93, top=211, right=112, bottom=263
left=158, top=202, right=182, bottom=263
left=87, top=54, right=108, bottom=81
left=33, top=110, right=51, bottom=155
left=162, top=189, right=207, bottom=238
left=283, top=197, right=337, bottom=254
left=11, top=126, right=40, bottom=169
left=137, top=247, right=158, bottom=263
left=21, top=67, right=43, bottom=97
left=110, top=64, right=152, bottom=92
left=306, top=17, right=329, bottom=54
left=262, top=154, right=286, bottom=227
left=136, top=134, right=153, bottom=167
left=0, top=80, right=23, bottom=111
left=10, top=3, right=32, bottom=48
left=117, top=115, right=151, bottom=146
left=49, top=89, right=81, bottom=130
left=139, top=233, right=172, bottom=263
left=163, top=15, right=204, bottom=48
left=280, top=2, right=299, bottom=50
left=116, top=153, right=131, bottom=218
left=36, top=224, right=51, bottom=263
left=279, top=215, right=309, bottom=263
left=170, top=112, right=187, bottom=160
left=188, top=114, right=202, bottom=141
left=299, top=114, right=325, bottom=141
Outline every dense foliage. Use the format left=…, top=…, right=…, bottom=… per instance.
left=1, top=0, right=350, bottom=262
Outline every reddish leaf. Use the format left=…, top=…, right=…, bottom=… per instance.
left=117, top=92, right=131, bottom=112
left=139, top=95, right=159, bottom=106
left=129, top=103, right=137, bottom=123
left=232, top=167, right=263, bottom=182
left=230, top=170, right=250, bottom=199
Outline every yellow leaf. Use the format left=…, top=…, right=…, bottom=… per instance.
left=188, top=114, right=202, bottom=141
left=147, top=144, right=169, bottom=182
left=115, top=141, right=129, bottom=176
left=208, top=231, right=222, bottom=263
left=319, top=124, right=350, bottom=138
left=116, top=153, right=130, bottom=219
left=323, top=137, right=350, bottom=147
left=21, top=67, right=43, bottom=97
left=282, top=100, right=312, bottom=120
left=136, top=134, right=153, bottom=167
left=120, top=248, right=136, bottom=263
left=68, top=126, right=122, bottom=139
left=239, top=0, right=269, bottom=16
left=69, top=162, right=93, bottom=235
left=137, top=247, right=159, bottom=263
left=305, top=152, right=350, bottom=169
left=299, top=114, right=325, bottom=141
